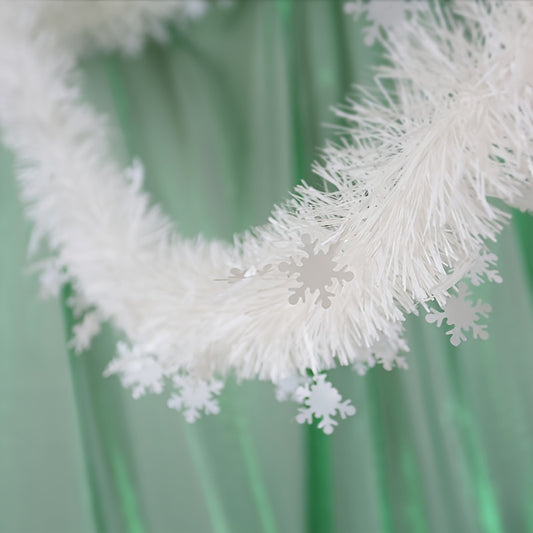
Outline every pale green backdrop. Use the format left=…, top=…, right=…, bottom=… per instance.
left=1, top=2, right=533, bottom=532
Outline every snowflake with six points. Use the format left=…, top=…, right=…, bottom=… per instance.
left=425, top=283, right=492, bottom=346
left=104, top=342, right=165, bottom=399
left=274, top=374, right=312, bottom=402
left=279, top=234, right=354, bottom=309
left=466, top=251, right=502, bottom=286
left=295, top=374, right=356, bottom=434
left=344, top=0, right=424, bottom=46
left=168, top=375, right=224, bottom=423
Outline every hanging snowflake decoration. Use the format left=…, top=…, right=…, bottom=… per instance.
left=352, top=356, right=376, bottom=377
left=168, top=375, right=224, bottom=423
left=353, top=345, right=408, bottom=376
left=279, top=234, right=354, bottom=309
left=295, top=374, right=356, bottom=434
left=466, top=251, right=503, bottom=286
left=69, top=310, right=102, bottom=355
left=344, top=0, right=424, bottom=46
left=104, top=342, right=165, bottom=399
left=35, top=259, right=69, bottom=299
left=274, top=374, right=312, bottom=402
left=226, top=263, right=273, bottom=283
left=352, top=329, right=409, bottom=375
left=425, top=283, right=492, bottom=346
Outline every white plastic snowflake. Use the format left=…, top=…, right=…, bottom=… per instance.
left=66, top=290, right=92, bottom=318
left=352, top=356, right=377, bottom=376
left=353, top=333, right=409, bottom=375
left=124, top=157, right=144, bottom=192
left=69, top=310, right=102, bottom=354
left=425, top=283, right=492, bottom=346
left=466, top=251, right=502, bottom=286
left=37, top=259, right=68, bottom=299
left=344, top=0, right=423, bottom=46
left=279, top=234, right=354, bottom=309
left=227, top=263, right=272, bottom=283
left=168, top=375, right=223, bottom=423
left=104, top=342, right=165, bottom=399
left=295, top=374, right=356, bottom=434
left=274, top=375, right=312, bottom=402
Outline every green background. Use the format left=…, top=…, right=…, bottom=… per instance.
left=1, top=2, right=533, bottom=532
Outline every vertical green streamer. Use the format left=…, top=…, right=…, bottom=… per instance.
left=513, top=211, right=533, bottom=304
left=513, top=214, right=533, bottom=531
left=234, top=414, right=278, bottom=533
left=445, top=351, right=503, bottom=533
left=306, top=426, right=334, bottom=533
left=60, top=284, right=145, bottom=533
left=184, top=428, right=232, bottom=533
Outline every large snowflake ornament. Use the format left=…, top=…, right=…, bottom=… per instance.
left=425, top=283, right=492, bottom=346
left=104, top=342, right=165, bottom=399
left=466, top=251, right=503, bottom=286
left=279, top=234, right=354, bottom=309
left=295, top=374, right=356, bottom=434
left=168, top=375, right=223, bottom=423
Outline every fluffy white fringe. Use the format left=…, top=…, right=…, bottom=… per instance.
left=0, top=1, right=531, bottom=388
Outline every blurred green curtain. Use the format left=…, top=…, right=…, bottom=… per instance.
left=1, top=2, right=533, bottom=532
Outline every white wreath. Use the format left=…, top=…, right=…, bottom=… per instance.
left=0, top=1, right=532, bottom=431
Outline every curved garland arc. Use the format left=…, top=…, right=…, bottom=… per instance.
left=0, top=0, right=532, bottom=430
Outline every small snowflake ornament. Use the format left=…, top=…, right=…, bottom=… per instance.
left=124, top=157, right=145, bottom=191
left=353, top=333, right=409, bottom=375
left=104, top=342, right=165, bottom=399
left=69, top=310, right=102, bottom=354
left=66, top=290, right=92, bottom=318
left=227, top=263, right=272, bottom=283
left=295, top=374, right=356, bottom=434
left=274, top=375, right=312, bottom=402
left=279, top=234, right=354, bottom=309
left=425, top=283, right=492, bottom=346
left=344, top=0, right=424, bottom=46
left=466, top=251, right=502, bottom=286
left=37, top=259, right=68, bottom=299
left=168, top=375, right=223, bottom=423
left=353, top=356, right=376, bottom=376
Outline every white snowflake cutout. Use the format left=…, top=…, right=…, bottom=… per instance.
left=353, top=356, right=376, bottom=376
left=295, top=374, right=356, bottom=434
left=274, top=375, right=312, bottom=402
left=344, top=0, right=424, bottom=46
left=168, top=375, right=223, bottom=423
left=36, top=259, right=69, bottom=299
left=353, top=333, right=409, bottom=375
left=69, top=310, right=102, bottom=354
left=181, top=0, right=209, bottom=19
left=279, top=234, right=354, bottom=309
left=104, top=342, right=165, bottom=399
left=227, top=263, right=273, bottom=283
left=425, top=283, right=492, bottom=346
left=66, top=290, right=92, bottom=318
left=124, top=157, right=144, bottom=192
left=466, top=251, right=502, bottom=286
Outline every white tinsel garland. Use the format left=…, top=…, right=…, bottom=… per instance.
left=0, top=1, right=531, bottom=432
